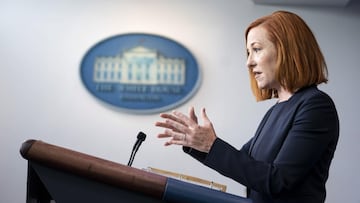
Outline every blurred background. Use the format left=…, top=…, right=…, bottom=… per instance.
left=1, top=0, right=359, bottom=202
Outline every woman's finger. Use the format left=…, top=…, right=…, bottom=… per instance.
left=173, top=110, right=198, bottom=130
left=189, top=106, right=198, bottom=123
left=160, top=113, right=188, bottom=127
left=157, top=133, right=172, bottom=138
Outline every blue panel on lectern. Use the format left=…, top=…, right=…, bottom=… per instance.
left=163, top=178, right=252, bottom=203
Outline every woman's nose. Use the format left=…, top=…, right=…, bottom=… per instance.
left=246, top=54, right=255, bottom=69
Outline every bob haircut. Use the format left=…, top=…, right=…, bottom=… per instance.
left=245, top=11, right=328, bottom=101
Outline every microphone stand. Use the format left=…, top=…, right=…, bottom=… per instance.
left=127, top=132, right=146, bottom=167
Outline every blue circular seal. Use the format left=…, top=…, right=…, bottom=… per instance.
left=80, top=33, right=201, bottom=114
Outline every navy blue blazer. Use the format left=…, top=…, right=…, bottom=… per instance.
left=183, top=85, right=339, bottom=203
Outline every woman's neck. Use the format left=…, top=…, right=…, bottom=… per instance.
left=277, top=87, right=294, bottom=103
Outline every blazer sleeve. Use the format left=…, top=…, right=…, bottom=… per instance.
left=194, top=92, right=339, bottom=196
left=183, top=137, right=254, bottom=162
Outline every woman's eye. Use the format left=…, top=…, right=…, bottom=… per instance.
left=246, top=48, right=261, bottom=57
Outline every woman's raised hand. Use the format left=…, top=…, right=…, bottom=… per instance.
left=155, top=107, right=217, bottom=153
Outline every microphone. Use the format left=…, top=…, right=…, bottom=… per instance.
left=127, top=131, right=146, bottom=166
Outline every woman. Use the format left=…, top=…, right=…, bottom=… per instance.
left=155, top=11, right=339, bottom=203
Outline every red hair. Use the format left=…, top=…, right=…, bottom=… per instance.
left=245, top=11, right=328, bottom=101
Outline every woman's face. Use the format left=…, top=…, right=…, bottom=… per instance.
left=246, top=26, right=279, bottom=90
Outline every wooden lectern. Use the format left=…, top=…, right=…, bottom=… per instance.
left=20, top=139, right=252, bottom=203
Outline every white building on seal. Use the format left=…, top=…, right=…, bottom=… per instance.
left=93, top=46, right=186, bottom=85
